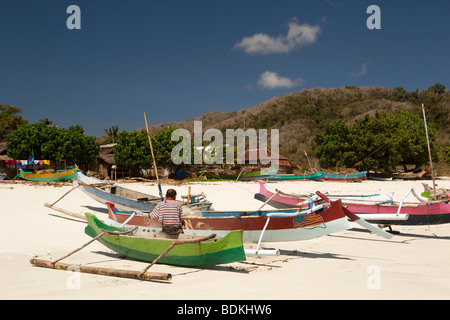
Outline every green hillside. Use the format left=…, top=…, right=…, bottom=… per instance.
left=147, top=85, right=450, bottom=173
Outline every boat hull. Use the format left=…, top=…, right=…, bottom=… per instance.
left=105, top=200, right=352, bottom=242
left=267, top=172, right=323, bottom=181
left=323, top=171, right=367, bottom=182
left=76, top=171, right=160, bottom=212
left=254, top=181, right=393, bottom=209
left=76, top=171, right=212, bottom=213
left=84, top=213, right=246, bottom=267
left=254, top=192, right=300, bottom=209
left=212, top=166, right=277, bottom=181
left=254, top=180, right=450, bottom=226
left=217, top=173, right=274, bottom=181
left=19, top=166, right=78, bottom=181
left=346, top=202, right=450, bottom=225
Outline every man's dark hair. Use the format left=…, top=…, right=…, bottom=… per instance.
left=166, top=189, right=177, bottom=199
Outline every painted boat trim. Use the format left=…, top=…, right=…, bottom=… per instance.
left=19, top=166, right=79, bottom=181
left=267, top=172, right=323, bottom=181
left=76, top=171, right=160, bottom=212
left=255, top=180, right=450, bottom=226
left=322, top=171, right=367, bottom=181
left=84, top=213, right=246, bottom=267
left=105, top=200, right=353, bottom=242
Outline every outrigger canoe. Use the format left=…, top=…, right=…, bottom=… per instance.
left=254, top=180, right=393, bottom=209
left=322, top=171, right=367, bottom=182
left=75, top=171, right=212, bottom=212
left=254, top=181, right=450, bottom=226
left=266, top=171, right=323, bottom=181
left=19, top=166, right=79, bottom=182
left=104, top=200, right=355, bottom=243
left=205, top=165, right=277, bottom=181
left=84, top=213, right=246, bottom=267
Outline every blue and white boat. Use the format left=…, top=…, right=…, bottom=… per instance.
left=322, top=171, right=367, bottom=181
left=75, top=171, right=212, bottom=212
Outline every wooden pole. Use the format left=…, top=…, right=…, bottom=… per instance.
left=51, top=231, right=106, bottom=266
left=49, top=211, right=139, bottom=266
left=256, top=190, right=280, bottom=211
left=421, top=104, right=437, bottom=201
left=143, top=112, right=163, bottom=199
left=44, top=203, right=87, bottom=221
left=31, top=214, right=174, bottom=282
left=30, top=258, right=172, bottom=281
left=46, top=184, right=80, bottom=207
left=187, top=186, right=191, bottom=205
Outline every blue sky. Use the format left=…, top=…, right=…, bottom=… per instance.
left=0, top=0, right=448, bottom=137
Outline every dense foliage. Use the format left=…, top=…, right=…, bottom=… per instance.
left=114, top=127, right=178, bottom=171
left=0, top=104, right=28, bottom=140
left=444, top=146, right=450, bottom=166
left=314, top=110, right=440, bottom=171
left=101, top=125, right=119, bottom=144
left=2, top=84, right=449, bottom=173
left=7, top=123, right=99, bottom=164
left=147, top=83, right=449, bottom=172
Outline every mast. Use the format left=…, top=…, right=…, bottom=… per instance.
left=143, top=112, right=163, bottom=200
left=421, top=104, right=437, bottom=201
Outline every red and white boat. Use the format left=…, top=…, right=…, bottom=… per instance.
left=254, top=180, right=393, bottom=208
left=104, top=198, right=388, bottom=243
left=255, top=180, right=450, bottom=226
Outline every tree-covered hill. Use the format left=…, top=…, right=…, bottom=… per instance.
left=147, top=84, right=450, bottom=172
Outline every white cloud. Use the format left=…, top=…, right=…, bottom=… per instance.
left=351, top=62, right=368, bottom=77
left=234, top=19, right=320, bottom=54
left=257, top=71, right=304, bottom=89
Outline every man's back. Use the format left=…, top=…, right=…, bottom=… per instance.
left=150, top=199, right=183, bottom=226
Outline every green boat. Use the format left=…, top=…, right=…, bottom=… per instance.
left=84, top=213, right=246, bottom=267
left=267, top=171, right=323, bottom=181
left=19, top=165, right=79, bottom=181
left=208, top=165, right=278, bottom=181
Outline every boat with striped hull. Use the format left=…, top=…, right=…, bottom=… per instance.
left=84, top=212, right=246, bottom=267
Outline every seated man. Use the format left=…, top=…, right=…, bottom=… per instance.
left=149, top=189, right=183, bottom=235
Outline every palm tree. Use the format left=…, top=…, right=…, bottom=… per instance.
left=103, top=125, right=119, bottom=144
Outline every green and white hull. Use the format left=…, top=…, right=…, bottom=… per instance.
left=84, top=213, right=246, bottom=267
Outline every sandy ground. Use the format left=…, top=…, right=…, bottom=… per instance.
left=1, top=177, right=450, bottom=300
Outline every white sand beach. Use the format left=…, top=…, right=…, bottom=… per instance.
left=1, top=177, right=450, bottom=300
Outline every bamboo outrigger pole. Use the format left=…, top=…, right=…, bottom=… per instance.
left=143, top=112, right=163, bottom=200
left=30, top=224, right=172, bottom=281
left=30, top=258, right=172, bottom=282
left=421, top=104, right=437, bottom=201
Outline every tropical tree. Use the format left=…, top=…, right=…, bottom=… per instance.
left=428, top=83, right=446, bottom=95
left=314, top=120, right=354, bottom=168
left=7, top=123, right=58, bottom=160
left=0, top=104, right=28, bottom=140
left=314, top=110, right=439, bottom=171
left=39, top=118, right=54, bottom=126
left=48, top=125, right=99, bottom=164
left=7, top=123, right=99, bottom=164
left=103, top=125, right=119, bottom=144
left=114, top=127, right=179, bottom=174
left=443, top=146, right=450, bottom=165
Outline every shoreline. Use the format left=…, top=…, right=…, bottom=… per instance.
left=1, top=178, right=450, bottom=299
